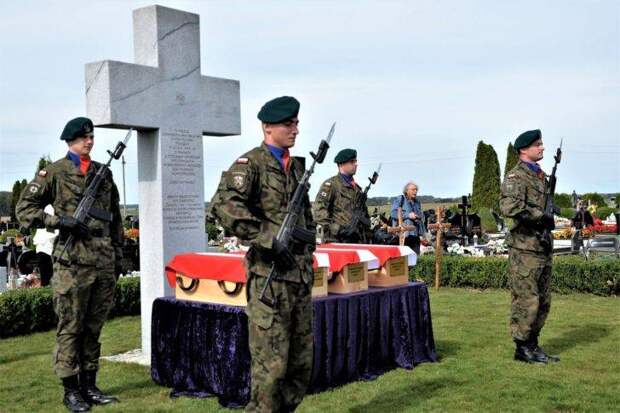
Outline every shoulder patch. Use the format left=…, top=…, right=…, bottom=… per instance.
left=236, top=157, right=249, bottom=164
left=27, top=182, right=41, bottom=194
left=323, top=181, right=332, bottom=187
left=38, top=169, right=47, bottom=177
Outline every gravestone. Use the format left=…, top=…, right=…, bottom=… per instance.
left=85, top=5, right=240, bottom=355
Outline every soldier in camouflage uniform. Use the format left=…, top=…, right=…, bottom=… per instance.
left=210, top=96, right=316, bottom=412
left=313, top=148, right=370, bottom=243
left=16, top=117, right=123, bottom=412
left=500, top=129, right=559, bottom=364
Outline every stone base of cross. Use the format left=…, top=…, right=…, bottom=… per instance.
left=426, top=207, right=452, bottom=291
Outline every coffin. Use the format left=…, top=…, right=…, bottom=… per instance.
left=314, top=247, right=378, bottom=294
left=165, top=251, right=332, bottom=306
left=321, top=243, right=416, bottom=287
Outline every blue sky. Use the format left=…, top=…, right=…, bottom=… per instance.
left=1, top=0, right=618, bottom=204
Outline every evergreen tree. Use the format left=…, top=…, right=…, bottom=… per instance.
left=503, top=142, right=519, bottom=179
left=553, top=193, right=573, bottom=209
left=10, top=181, right=22, bottom=222
left=37, top=155, right=52, bottom=173
left=471, top=141, right=501, bottom=212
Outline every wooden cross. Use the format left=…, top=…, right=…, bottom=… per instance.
left=426, top=207, right=452, bottom=290
left=386, top=224, right=416, bottom=246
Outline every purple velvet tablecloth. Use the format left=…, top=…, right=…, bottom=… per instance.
left=151, top=282, right=437, bottom=408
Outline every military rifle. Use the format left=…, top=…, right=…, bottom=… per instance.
left=340, top=164, right=381, bottom=243
left=55, top=129, right=133, bottom=265
left=540, top=139, right=562, bottom=252
left=259, top=123, right=335, bottom=307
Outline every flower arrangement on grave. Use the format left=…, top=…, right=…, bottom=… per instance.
left=581, top=227, right=594, bottom=238
left=222, top=237, right=243, bottom=252
left=17, top=271, right=41, bottom=289
left=124, top=228, right=139, bottom=240
left=486, top=239, right=508, bottom=255
left=553, top=228, right=573, bottom=240
left=447, top=242, right=464, bottom=255
left=592, top=224, right=617, bottom=234
left=554, top=216, right=571, bottom=229
left=553, top=227, right=594, bottom=239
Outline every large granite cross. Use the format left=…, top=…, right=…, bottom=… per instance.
left=85, top=5, right=240, bottom=355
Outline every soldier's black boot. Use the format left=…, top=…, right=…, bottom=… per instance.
left=530, top=337, right=560, bottom=363
left=62, top=375, right=90, bottom=412
left=79, top=370, right=119, bottom=405
left=514, top=339, right=545, bottom=364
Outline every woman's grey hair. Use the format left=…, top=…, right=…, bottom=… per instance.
left=402, top=181, right=418, bottom=195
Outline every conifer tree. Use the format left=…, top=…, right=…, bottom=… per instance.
left=472, top=141, right=501, bottom=212
left=503, top=142, right=519, bottom=179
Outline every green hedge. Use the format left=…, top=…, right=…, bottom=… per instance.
left=595, top=207, right=618, bottom=221
left=0, top=277, right=140, bottom=339
left=560, top=207, right=575, bottom=219
left=410, top=255, right=620, bottom=296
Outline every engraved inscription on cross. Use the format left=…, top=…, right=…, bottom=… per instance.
left=84, top=5, right=240, bottom=355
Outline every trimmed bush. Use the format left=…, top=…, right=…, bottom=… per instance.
left=582, top=193, right=607, bottom=207
left=0, top=229, right=22, bottom=244
left=595, top=207, right=618, bottom=221
left=110, top=277, right=141, bottom=318
left=0, top=277, right=141, bottom=339
left=560, top=207, right=575, bottom=219
left=410, top=255, right=620, bottom=296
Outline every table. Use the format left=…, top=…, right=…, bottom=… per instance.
left=151, top=282, right=437, bottom=408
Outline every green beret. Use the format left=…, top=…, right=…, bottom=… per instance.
left=60, top=117, right=94, bottom=141
left=334, top=148, right=357, bottom=164
left=257, top=96, right=300, bottom=123
left=514, top=129, right=542, bottom=150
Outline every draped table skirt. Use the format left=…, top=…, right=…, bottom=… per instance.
left=151, top=282, right=437, bottom=408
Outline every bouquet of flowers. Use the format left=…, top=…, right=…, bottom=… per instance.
left=222, top=237, right=242, bottom=252
left=447, top=243, right=465, bottom=255
left=553, top=228, right=573, bottom=240
left=124, top=228, right=139, bottom=240
left=486, top=239, right=508, bottom=255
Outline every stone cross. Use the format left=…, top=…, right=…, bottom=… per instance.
left=85, top=5, right=240, bottom=355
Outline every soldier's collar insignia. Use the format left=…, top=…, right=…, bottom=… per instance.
left=236, top=157, right=249, bottom=164
left=38, top=170, right=47, bottom=177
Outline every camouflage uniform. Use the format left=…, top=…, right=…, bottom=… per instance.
left=313, top=174, right=370, bottom=243
left=500, top=160, right=552, bottom=342
left=211, top=143, right=315, bottom=412
left=16, top=154, right=123, bottom=379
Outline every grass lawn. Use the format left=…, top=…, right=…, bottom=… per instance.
left=1, top=288, right=618, bottom=412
